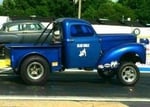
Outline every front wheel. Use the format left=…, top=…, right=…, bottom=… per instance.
left=117, top=62, right=140, bottom=86
left=20, top=56, right=50, bottom=85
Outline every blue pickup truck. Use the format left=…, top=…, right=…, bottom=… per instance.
left=4, top=18, right=146, bottom=85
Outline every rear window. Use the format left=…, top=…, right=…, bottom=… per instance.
left=2, top=21, right=44, bottom=32
left=21, top=23, right=43, bottom=31
left=9, top=24, right=19, bottom=31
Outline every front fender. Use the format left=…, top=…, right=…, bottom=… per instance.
left=99, top=43, right=146, bottom=64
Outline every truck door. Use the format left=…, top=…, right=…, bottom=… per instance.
left=64, top=24, right=101, bottom=68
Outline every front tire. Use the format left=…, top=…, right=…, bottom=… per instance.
left=117, top=62, right=140, bottom=86
left=20, top=56, right=50, bottom=85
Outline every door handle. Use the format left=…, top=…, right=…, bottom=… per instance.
left=67, top=39, right=74, bottom=42
left=99, top=38, right=102, bottom=42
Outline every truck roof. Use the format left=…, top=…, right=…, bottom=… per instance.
left=55, top=18, right=91, bottom=25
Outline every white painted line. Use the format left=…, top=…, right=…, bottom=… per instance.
left=0, top=96, right=150, bottom=102
left=0, top=74, right=17, bottom=77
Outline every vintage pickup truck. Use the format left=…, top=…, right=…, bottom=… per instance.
left=4, top=18, right=146, bottom=85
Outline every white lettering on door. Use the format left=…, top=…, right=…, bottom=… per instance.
left=77, top=44, right=90, bottom=48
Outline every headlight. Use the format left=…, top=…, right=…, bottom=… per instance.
left=132, top=28, right=141, bottom=36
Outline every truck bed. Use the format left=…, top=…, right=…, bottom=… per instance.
left=5, top=43, right=62, bottom=72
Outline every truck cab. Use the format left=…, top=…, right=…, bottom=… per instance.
left=4, top=18, right=146, bottom=86
left=54, top=18, right=101, bottom=68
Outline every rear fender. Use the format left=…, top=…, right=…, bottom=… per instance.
left=11, top=52, right=47, bottom=71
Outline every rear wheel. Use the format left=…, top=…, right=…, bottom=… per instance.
left=117, top=62, right=140, bottom=86
left=20, top=55, right=50, bottom=85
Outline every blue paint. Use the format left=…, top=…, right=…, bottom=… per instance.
left=139, top=67, right=150, bottom=72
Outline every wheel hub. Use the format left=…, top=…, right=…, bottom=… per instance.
left=27, top=62, right=44, bottom=80
left=122, top=66, right=136, bottom=83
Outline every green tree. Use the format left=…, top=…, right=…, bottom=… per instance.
left=82, top=0, right=135, bottom=21
left=119, top=0, right=150, bottom=23
left=2, top=0, right=15, bottom=15
left=0, top=5, right=4, bottom=15
left=0, top=0, right=147, bottom=23
left=1, top=0, right=76, bottom=18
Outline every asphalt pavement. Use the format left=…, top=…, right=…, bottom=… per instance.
left=0, top=70, right=150, bottom=106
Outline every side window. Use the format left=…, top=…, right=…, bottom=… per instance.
left=53, top=23, right=61, bottom=35
left=8, top=24, right=19, bottom=32
left=30, top=24, right=35, bottom=30
left=22, top=23, right=40, bottom=31
left=71, top=24, right=94, bottom=37
left=35, top=24, right=43, bottom=30
left=22, top=24, right=35, bottom=31
left=51, top=23, right=62, bottom=43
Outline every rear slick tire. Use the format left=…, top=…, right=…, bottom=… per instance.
left=20, top=55, right=50, bottom=85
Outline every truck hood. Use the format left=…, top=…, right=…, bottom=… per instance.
left=97, top=33, right=137, bottom=53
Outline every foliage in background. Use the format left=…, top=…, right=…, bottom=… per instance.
left=0, top=0, right=149, bottom=23
left=118, top=0, right=150, bottom=24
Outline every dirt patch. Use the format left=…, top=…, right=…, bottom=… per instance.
left=0, top=100, right=128, bottom=107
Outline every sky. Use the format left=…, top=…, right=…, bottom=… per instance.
left=0, top=0, right=3, bottom=4
left=112, top=0, right=118, bottom=2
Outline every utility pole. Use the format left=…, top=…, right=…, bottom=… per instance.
left=73, top=0, right=82, bottom=19
left=78, top=0, right=81, bottom=19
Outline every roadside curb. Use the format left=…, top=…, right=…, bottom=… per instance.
left=0, top=100, right=128, bottom=107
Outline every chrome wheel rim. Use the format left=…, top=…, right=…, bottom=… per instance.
left=121, top=66, right=137, bottom=83
left=27, top=62, right=44, bottom=80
